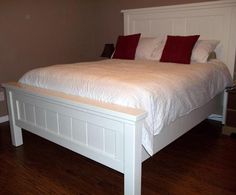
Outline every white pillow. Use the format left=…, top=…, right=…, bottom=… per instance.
left=149, top=36, right=166, bottom=61
left=191, top=40, right=220, bottom=63
left=135, top=37, right=163, bottom=60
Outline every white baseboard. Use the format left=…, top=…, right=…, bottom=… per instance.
left=0, top=115, right=9, bottom=123
left=208, top=114, right=223, bottom=122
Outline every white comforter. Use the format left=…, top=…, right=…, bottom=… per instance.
left=19, top=59, right=232, bottom=155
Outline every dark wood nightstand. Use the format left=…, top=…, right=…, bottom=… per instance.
left=223, top=86, right=236, bottom=135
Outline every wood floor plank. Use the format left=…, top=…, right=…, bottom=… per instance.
left=0, top=120, right=235, bottom=194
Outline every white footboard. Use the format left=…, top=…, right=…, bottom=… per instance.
left=4, top=83, right=147, bottom=195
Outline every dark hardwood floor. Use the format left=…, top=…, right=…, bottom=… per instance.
left=0, top=120, right=235, bottom=195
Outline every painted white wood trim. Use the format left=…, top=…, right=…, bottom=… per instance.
left=3, top=86, right=222, bottom=195
left=0, top=115, right=8, bottom=123
left=222, top=90, right=228, bottom=124
left=4, top=83, right=146, bottom=122
left=121, top=0, right=236, bottom=14
left=124, top=121, right=142, bottom=195
left=5, top=90, right=23, bottom=146
left=122, top=0, right=236, bottom=78
left=142, top=93, right=222, bottom=161
left=208, top=114, right=223, bottom=122
left=3, top=83, right=146, bottom=195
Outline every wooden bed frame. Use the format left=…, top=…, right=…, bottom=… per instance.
left=3, top=1, right=236, bottom=194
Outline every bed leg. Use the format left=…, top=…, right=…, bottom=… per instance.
left=6, top=90, right=23, bottom=147
left=124, top=122, right=143, bottom=195
left=10, top=124, right=23, bottom=147
left=222, top=89, right=228, bottom=125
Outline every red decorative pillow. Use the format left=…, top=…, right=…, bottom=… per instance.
left=160, top=35, right=200, bottom=64
left=113, top=33, right=141, bottom=60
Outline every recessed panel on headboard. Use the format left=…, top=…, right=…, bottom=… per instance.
left=122, top=0, right=236, bottom=78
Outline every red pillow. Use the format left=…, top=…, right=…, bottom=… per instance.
left=113, top=33, right=141, bottom=60
left=160, top=35, right=200, bottom=64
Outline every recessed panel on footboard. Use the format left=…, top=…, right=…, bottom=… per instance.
left=13, top=92, right=124, bottom=172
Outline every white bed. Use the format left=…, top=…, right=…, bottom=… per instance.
left=17, top=58, right=232, bottom=155
left=3, top=1, right=236, bottom=194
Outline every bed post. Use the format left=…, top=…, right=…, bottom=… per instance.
left=124, top=120, right=143, bottom=195
left=5, top=89, right=23, bottom=147
left=222, top=89, right=229, bottom=125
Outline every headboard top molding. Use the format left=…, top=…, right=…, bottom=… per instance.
left=121, top=0, right=236, bottom=14
left=122, top=0, right=236, bottom=78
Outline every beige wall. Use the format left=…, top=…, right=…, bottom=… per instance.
left=0, top=0, right=218, bottom=117
left=0, top=0, right=96, bottom=84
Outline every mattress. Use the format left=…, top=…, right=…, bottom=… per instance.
left=19, top=59, right=232, bottom=155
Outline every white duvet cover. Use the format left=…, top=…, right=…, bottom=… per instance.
left=19, top=59, right=232, bottom=155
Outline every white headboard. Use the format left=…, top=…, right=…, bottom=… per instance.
left=122, top=0, right=236, bottom=78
